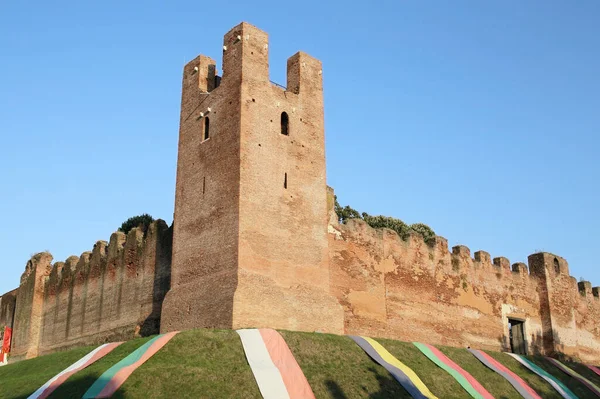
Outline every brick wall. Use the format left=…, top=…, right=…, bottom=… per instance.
left=327, top=188, right=600, bottom=362
left=10, top=220, right=171, bottom=359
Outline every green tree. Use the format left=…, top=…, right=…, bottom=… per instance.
left=119, top=214, right=155, bottom=235
left=409, top=223, right=437, bottom=246
left=362, top=212, right=411, bottom=240
left=334, top=196, right=437, bottom=247
left=334, top=196, right=362, bottom=224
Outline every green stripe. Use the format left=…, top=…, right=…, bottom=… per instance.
left=553, top=359, right=600, bottom=393
left=83, top=335, right=163, bottom=398
left=413, top=342, right=485, bottom=399
left=517, top=356, right=577, bottom=399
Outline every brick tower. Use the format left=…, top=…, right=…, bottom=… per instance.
left=161, top=22, right=343, bottom=334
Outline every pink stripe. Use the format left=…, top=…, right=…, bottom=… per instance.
left=258, top=329, right=315, bottom=399
left=480, top=351, right=541, bottom=399
left=96, top=332, right=178, bottom=398
left=38, top=342, right=122, bottom=399
left=587, top=364, right=600, bottom=377
left=426, top=344, right=494, bottom=399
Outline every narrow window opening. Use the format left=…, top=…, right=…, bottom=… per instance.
left=508, top=318, right=527, bottom=355
left=202, top=176, right=206, bottom=195
left=284, top=173, right=287, bottom=189
left=281, top=112, right=289, bottom=135
left=554, top=258, right=560, bottom=274
left=203, top=117, right=210, bottom=140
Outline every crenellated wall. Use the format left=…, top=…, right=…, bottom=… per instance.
left=326, top=189, right=600, bottom=362
left=10, top=220, right=172, bottom=360
left=5, top=22, right=600, bottom=364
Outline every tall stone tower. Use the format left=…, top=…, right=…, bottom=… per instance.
left=161, top=22, right=343, bottom=334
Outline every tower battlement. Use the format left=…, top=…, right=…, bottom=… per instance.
left=3, top=22, right=600, bottom=364
left=161, top=22, right=343, bottom=334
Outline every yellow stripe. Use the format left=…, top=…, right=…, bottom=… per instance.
left=556, top=360, right=600, bottom=392
left=363, top=337, right=439, bottom=399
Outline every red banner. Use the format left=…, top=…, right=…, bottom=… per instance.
left=2, top=327, right=12, bottom=354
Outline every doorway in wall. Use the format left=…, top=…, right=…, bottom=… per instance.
left=508, top=318, right=527, bottom=355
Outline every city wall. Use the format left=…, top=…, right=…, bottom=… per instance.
left=2, top=23, right=600, bottom=363
left=2, top=198, right=600, bottom=362
left=7, top=220, right=171, bottom=360
left=326, top=190, right=600, bottom=362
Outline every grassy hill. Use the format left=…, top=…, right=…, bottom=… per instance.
left=1, top=329, right=600, bottom=398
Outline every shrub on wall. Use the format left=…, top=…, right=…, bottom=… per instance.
left=334, top=196, right=436, bottom=246
left=361, top=212, right=412, bottom=240
left=119, top=214, right=155, bottom=235
left=409, top=223, right=437, bottom=246
left=334, top=196, right=362, bottom=224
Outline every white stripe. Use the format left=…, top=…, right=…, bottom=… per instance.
left=28, top=344, right=109, bottom=399
left=506, top=353, right=571, bottom=399
left=237, top=329, right=290, bottom=399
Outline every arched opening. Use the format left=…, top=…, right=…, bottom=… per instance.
left=203, top=117, right=210, bottom=140
left=280, top=112, right=289, bottom=135
left=554, top=258, right=560, bottom=274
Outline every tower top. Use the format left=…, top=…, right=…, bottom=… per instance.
left=162, top=22, right=342, bottom=334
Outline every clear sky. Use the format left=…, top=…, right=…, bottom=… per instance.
left=1, top=1, right=599, bottom=295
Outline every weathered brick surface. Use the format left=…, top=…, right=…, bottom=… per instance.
left=327, top=191, right=600, bottom=361
left=10, top=253, right=52, bottom=359
left=4, top=22, right=600, bottom=363
left=7, top=221, right=171, bottom=359
left=162, top=22, right=343, bottom=334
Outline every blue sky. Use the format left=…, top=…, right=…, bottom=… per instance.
left=1, top=1, right=599, bottom=294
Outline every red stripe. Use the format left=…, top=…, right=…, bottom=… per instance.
left=479, top=351, right=540, bottom=398
left=425, top=344, right=494, bottom=399
left=37, top=342, right=122, bottom=399
left=586, top=364, right=600, bottom=377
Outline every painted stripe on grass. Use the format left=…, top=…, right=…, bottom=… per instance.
left=258, top=329, right=315, bottom=399
left=586, top=364, right=600, bottom=378
left=506, top=353, right=577, bottom=399
left=546, top=357, right=600, bottom=397
left=413, top=342, right=493, bottom=399
left=83, top=331, right=178, bottom=398
left=237, top=329, right=290, bottom=399
left=29, top=342, right=122, bottom=399
left=351, top=336, right=438, bottom=399
left=468, top=349, right=541, bottom=399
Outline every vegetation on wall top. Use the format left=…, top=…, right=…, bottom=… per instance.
left=334, top=196, right=436, bottom=246
left=119, top=214, right=155, bottom=235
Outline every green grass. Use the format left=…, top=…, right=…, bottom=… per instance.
left=0, top=345, right=95, bottom=399
left=437, top=345, right=523, bottom=398
left=281, top=331, right=408, bottom=398
left=525, top=355, right=600, bottom=399
left=50, top=330, right=261, bottom=399
left=2, top=329, right=600, bottom=398
left=484, top=351, right=563, bottom=399
left=378, top=339, right=470, bottom=399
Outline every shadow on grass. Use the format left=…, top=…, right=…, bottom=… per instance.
left=31, top=376, right=125, bottom=399
left=7, top=375, right=118, bottom=399
left=325, top=366, right=412, bottom=399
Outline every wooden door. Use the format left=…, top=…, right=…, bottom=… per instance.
left=510, top=322, right=526, bottom=355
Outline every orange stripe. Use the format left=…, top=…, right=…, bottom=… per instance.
left=95, top=331, right=178, bottom=398
left=258, top=329, right=315, bottom=399
left=37, top=342, right=122, bottom=399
